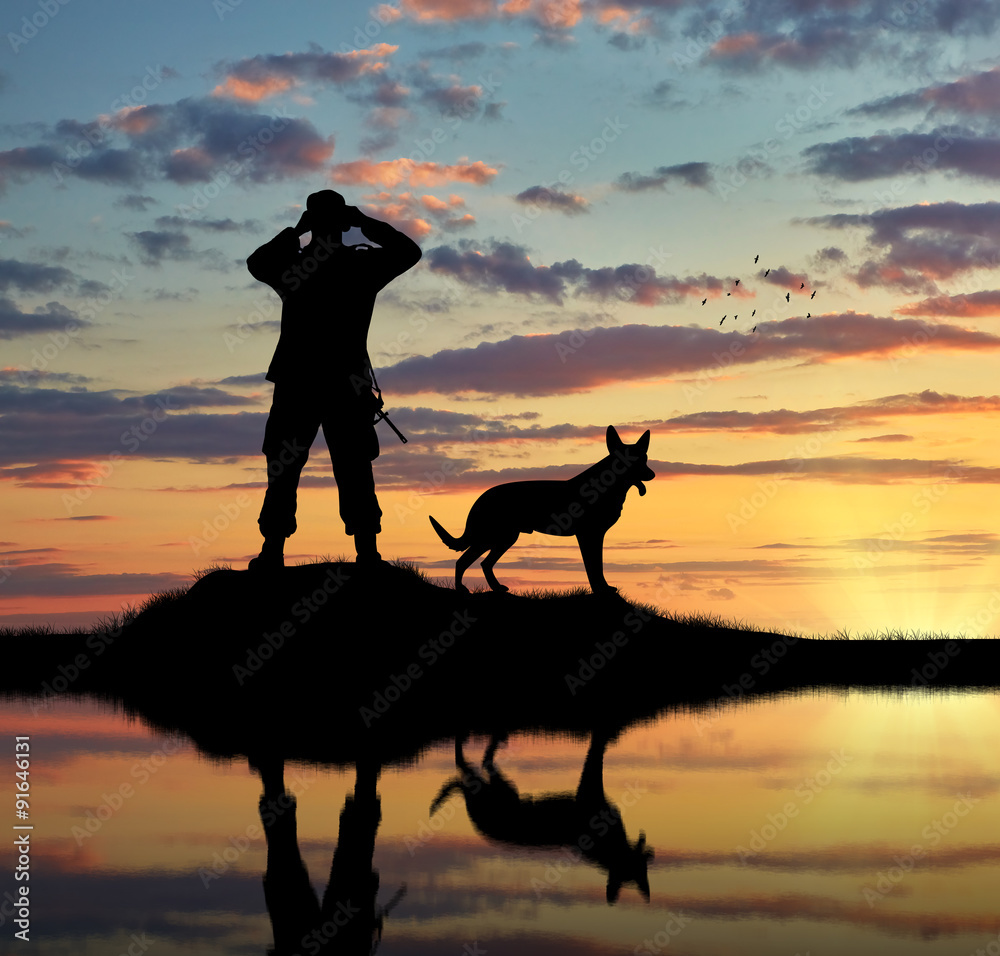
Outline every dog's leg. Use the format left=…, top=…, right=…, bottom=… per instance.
left=578, top=529, right=617, bottom=594
left=481, top=532, right=518, bottom=592
left=455, top=544, right=487, bottom=592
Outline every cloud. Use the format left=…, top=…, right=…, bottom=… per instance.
left=759, top=266, right=812, bottom=291
left=0, top=297, right=85, bottom=340
left=850, top=66, right=1000, bottom=118
left=114, top=193, right=158, bottom=211
left=513, top=184, right=589, bottom=214
left=896, top=290, right=1000, bottom=317
left=212, top=44, right=398, bottom=102
left=0, top=559, right=189, bottom=597
left=381, top=314, right=1000, bottom=397
left=806, top=200, right=1000, bottom=288
left=615, top=162, right=713, bottom=191
left=802, top=128, right=1000, bottom=183
left=705, top=28, right=859, bottom=71
left=330, top=157, right=499, bottom=188
left=125, top=230, right=230, bottom=270
left=0, top=258, right=76, bottom=293
left=126, top=230, right=194, bottom=265
left=424, top=239, right=737, bottom=306
left=657, top=390, right=1000, bottom=435
left=0, top=98, right=333, bottom=191
left=153, top=215, right=259, bottom=233
left=0, top=368, right=91, bottom=386
left=640, top=80, right=678, bottom=109
left=358, top=190, right=475, bottom=237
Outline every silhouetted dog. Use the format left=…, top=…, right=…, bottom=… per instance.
left=430, top=425, right=653, bottom=594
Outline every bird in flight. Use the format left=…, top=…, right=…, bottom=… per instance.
left=785, top=292, right=790, bottom=302
left=752, top=325, right=757, bottom=332
left=735, top=279, right=740, bottom=286
left=734, top=314, right=738, bottom=320
left=701, top=298, right=707, bottom=305
left=720, top=315, right=726, bottom=325
left=754, top=254, right=759, bottom=263
left=764, top=268, right=770, bottom=277
left=810, top=290, right=816, bottom=299
left=807, top=312, right=811, bottom=318
left=751, top=309, right=756, bottom=317
left=800, top=282, right=805, bottom=289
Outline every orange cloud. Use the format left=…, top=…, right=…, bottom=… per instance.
left=111, top=106, right=158, bottom=135
left=394, top=0, right=584, bottom=28
left=211, top=75, right=296, bottom=102
left=399, top=0, right=496, bottom=19
left=362, top=191, right=474, bottom=234
left=897, top=291, right=1000, bottom=317
left=421, top=194, right=450, bottom=212
left=331, top=158, right=499, bottom=188
left=212, top=44, right=399, bottom=102
left=710, top=33, right=763, bottom=57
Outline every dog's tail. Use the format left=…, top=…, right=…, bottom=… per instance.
left=429, top=515, right=465, bottom=551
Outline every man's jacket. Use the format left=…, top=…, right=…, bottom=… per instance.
left=247, top=217, right=421, bottom=385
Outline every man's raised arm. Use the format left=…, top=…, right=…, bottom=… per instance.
left=247, top=213, right=310, bottom=292
left=354, top=209, right=422, bottom=279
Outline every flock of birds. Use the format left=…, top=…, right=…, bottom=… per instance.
left=703, top=254, right=816, bottom=333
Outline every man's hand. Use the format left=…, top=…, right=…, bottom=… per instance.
left=346, top=205, right=366, bottom=229
left=294, top=209, right=312, bottom=236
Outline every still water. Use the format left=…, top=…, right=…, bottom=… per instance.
left=1, top=689, right=999, bottom=955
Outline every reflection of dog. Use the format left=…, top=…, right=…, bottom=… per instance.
left=431, top=733, right=653, bottom=903
left=430, top=426, right=654, bottom=594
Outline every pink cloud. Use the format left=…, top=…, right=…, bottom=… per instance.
left=331, top=157, right=499, bottom=187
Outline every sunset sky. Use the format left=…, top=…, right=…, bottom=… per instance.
left=4, top=0, right=1000, bottom=634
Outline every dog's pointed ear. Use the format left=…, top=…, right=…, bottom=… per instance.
left=606, top=425, right=623, bottom=451
left=635, top=430, right=650, bottom=454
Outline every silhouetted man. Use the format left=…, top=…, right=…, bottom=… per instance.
left=247, top=190, right=421, bottom=569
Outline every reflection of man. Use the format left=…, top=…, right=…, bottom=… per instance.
left=251, top=755, right=399, bottom=955
left=247, top=190, right=421, bottom=569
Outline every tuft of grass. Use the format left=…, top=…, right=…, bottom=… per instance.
left=90, top=604, right=141, bottom=634
left=0, top=623, right=57, bottom=638
left=193, top=563, right=232, bottom=582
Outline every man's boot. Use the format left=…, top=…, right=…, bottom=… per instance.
left=249, top=535, right=284, bottom=572
left=354, top=531, right=382, bottom=565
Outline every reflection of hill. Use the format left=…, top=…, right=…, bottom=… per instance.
left=4, top=560, right=1000, bottom=766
